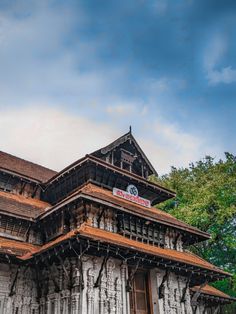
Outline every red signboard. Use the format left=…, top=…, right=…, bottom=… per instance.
left=113, top=187, right=151, bottom=208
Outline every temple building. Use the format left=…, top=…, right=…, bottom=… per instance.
left=0, top=130, right=235, bottom=314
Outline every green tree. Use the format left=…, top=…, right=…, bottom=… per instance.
left=151, top=153, right=236, bottom=301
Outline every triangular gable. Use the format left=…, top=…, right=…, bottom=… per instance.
left=92, top=129, right=157, bottom=178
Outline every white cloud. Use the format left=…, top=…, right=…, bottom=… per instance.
left=106, top=104, right=135, bottom=116
left=0, top=106, right=222, bottom=175
left=0, top=106, right=118, bottom=171
left=207, top=66, right=236, bottom=85
left=138, top=119, right=222, bottom=174
left=0, top=4, right=225, bottom=175
left=0, top=2, right=126, bottom=108
left=204, top=34, right=236, bottom=85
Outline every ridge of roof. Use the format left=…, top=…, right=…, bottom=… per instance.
left=0, top=150, right=57, bottom=182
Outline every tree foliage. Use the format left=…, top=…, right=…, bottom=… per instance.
left=151, top=153, right=236, bottom=298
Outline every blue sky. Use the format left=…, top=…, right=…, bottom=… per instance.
left=0, top=0, right=235, bottom=174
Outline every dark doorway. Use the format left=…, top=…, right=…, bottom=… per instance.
left=130, top=269, right=151, bottom=314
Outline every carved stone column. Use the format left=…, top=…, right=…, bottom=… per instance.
left=120, top=262, right=128, bottom=314
left=87, top=268, right=95, bottom=314
left=115, top=277, right=121, bottom=314
left=99, top=274, right=107, bottom=314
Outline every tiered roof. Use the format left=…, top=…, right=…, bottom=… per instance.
left=0, top=151, right=57, bottom=182
left=0, top=132, right=234, bottom=304
left=0, top=236, right=38, bottom=257
left=0, top=189, right=49, bottom=219
left=1, top=222, right=229, bottom=278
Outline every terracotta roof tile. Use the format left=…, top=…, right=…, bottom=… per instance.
left=79, top=184, right=209, bottom=239
left=0, top=151, right=57, bottom=182
left=0, top=190, right=50, bottom=219
left=40, top=183, right=209, bottom=238
left=0, top=237, right=39, bottom=257
left=192, top=284, right=235, bottom=300
left=77, top=224, right=229, bottom=276
left=20, top=224, right=229, bottom=277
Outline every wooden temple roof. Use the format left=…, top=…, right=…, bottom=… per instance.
left=45, top=154, right=175, bottom=197
left=0, top=236, right=39, bottom=258
left=192, top=284, right=234, bottom=300
left=0, top=150, right=57, bottom=182
left=75, top=224, right=230, bottom=277
left=0, top=190, right=50, bottom=220
left=40, top=183, right=209, bottom=240
left=17, top=223, right=229, bottom=278
left=79, top=183, right=210, bottom=239
left=91, top=130, right=158, bottom=176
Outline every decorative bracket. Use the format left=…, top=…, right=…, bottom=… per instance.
left=158, top=269, right=170, bottom=299
left=213, top=305, right=220, bottom=314
left=181, top=274, right=192, bottom=302
left=34, top=261, right=42, bottom=302
left=126, top=258, right=141, bottom=292
left=174, top=233, right=181, bottom=249
left=51, top=263, right=60, bottom=293
left=9, top=266, right=20, bottom=297
left=191, top=281, right=208, bottom=313
left=97, top=206, right=106, bottom=228
left=94, top=253, right=109, bottom=288
left=57, top=254, right=70, bottom=280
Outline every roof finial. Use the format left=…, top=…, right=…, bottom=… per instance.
left=129, top=125, right=132, bottom=134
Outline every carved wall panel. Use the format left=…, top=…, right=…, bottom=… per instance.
left=0, top=259, right=214, bottom=314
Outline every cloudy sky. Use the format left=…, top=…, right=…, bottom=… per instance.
left=0, top=0, right=235, bottom=174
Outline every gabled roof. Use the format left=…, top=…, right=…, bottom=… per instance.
left=0, top=190, right=50, bottom=220
left=0, top=151, right=57, bottom=182
left=92, top=130, right=158, bottom=176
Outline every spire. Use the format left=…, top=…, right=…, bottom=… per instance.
left=129, top=125, right=132, bottom=134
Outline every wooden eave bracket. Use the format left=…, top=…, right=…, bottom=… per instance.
left=50, top=262, right=60, bottom=293
left=97, top=206, right=106, bottom=228
left=191, top=281, right=208, bottom=312
left=94, top=252, right=109, bottom=288
left=181, top=274, right=192, bottom=303
left=126, top=258, right=141, bottom=292
left=9, top=266, right=20, bottom=297
left=71, top=242, right=87, bottom=290
left=57, top=254, right=69, bottom=281
left=34, top=261, right=42, bottom=302
left=213, top=305, right=220, bottom=314
left=158, top=269, right=170, bottom=299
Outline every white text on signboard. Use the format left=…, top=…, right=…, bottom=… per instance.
left=113, top=187, right=151, bottom=208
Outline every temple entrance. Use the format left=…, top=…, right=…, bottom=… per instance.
left=130, top=269, right=151, bottom=314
